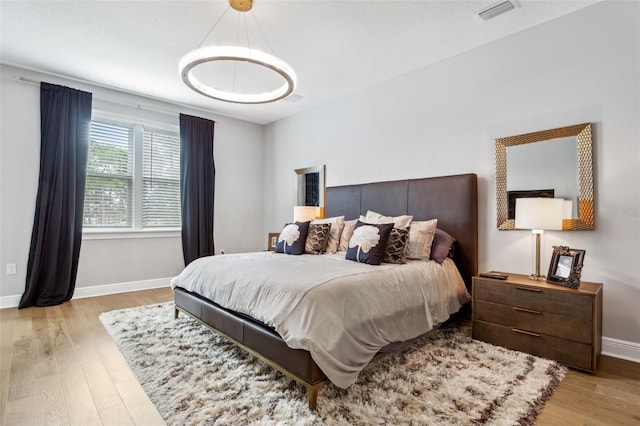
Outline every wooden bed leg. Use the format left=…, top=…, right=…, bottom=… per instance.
left=307, top=382, right=325, bottom=411
left=174, top=307, right=179, bottom=319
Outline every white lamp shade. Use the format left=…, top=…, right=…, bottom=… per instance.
left=515, top=198, right=564, bottom=231
left=293, top=206, right=318, bottom=222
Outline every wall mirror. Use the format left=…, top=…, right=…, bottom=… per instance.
left=294, top=164, right=325, bottom=208
left=496, top=123, right=594, bottom=230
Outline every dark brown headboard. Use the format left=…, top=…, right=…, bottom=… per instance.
left=325, top=173, right=478, bottom=288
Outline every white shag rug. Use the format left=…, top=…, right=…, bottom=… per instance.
left=100, top=302, right=566, bottom=425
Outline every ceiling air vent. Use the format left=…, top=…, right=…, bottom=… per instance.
left=477, top=0, right=518, bottom=21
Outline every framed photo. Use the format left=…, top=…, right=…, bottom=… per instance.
left=267, top=232, right=280, bottom=251
left=547, top=246, right=585, bottom=289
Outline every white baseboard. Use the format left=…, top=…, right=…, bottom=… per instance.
left=0, top=277, right=171, bottom=309
left=0, top=294, right=21, bottom=309
left=602, top=336, right=640, bottom=364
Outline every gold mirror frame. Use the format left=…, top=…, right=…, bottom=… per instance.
left=496, top=123, right=594, bottom=230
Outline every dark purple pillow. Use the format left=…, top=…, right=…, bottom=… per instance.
left=275, top=221, right=310, bottom=255
left=430, top=228, right=456, bottom=264
left=345, top=221, right=393, bottom=265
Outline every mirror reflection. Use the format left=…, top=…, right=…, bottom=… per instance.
left=507, top=137, right=578, bottom=219
left=294, top=165, right=325, bottom=208
left=496, top=123, right=594, bottom=230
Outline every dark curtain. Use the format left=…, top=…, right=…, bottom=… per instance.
left=305, top=172, right=319, bottom=206
left=179, top=113, right=215, bottom=266
left=19, top=83, right=92, bottom=309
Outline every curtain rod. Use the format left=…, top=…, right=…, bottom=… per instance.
left=17, top=76, right=218, bottom=120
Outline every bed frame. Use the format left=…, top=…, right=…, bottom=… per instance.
left=174, top=173, right=478, bottom=409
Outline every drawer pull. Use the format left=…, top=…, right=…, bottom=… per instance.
left=511, top=327, right=541, bottom=337
left=515, top=286, right=542, bottom=292
left=512, top=306, right=542, bottom=315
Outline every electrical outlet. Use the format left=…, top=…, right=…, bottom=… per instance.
left=6, top=263, right=16, bottom=275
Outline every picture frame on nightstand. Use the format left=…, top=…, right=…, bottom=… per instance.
left=547, top=245, right=585, bottom=289
left=267, top=233, right=279, bottom=251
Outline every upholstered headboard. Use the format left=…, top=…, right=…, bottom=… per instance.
left=325, top=173, right=478, bottom=288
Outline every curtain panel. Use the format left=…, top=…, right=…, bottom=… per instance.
left=179, top=114, right=215, bottom=266
left=19, top=83, right=92, bottom=309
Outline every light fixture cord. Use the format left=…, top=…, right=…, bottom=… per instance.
left=232, top=11, right=242, bottom=93
left=242, top=12, right=251, bottom=49
left=197, top=6, right=232, bottom=48
left=250, top=10, right=275, bottom=54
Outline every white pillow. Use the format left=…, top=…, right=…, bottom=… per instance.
left=365, top=210, right=413, bottom=229
left=406, top=219, right=438, bottom=260
left=311, top=216, right=345, bottom=254
left=338, top=219, right=358, bottom=251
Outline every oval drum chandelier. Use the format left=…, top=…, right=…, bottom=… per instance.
left=179, top=0, right=297, bottom=104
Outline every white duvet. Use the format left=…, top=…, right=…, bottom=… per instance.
left=170, top=251, right=470, bottom=388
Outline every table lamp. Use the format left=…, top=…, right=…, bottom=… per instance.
left=293, top=206, right=321, bottom=222
left=515, top=198, right=564, bottom=280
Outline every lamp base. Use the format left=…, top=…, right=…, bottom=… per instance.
left=527, top=274, right=546, bottom=281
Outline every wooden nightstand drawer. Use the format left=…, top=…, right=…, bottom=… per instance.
left=472, top=320, right=593, bottom=371
left=472, top=274, right=602, bottom=373
left=474, top=300, right=593, bottom=344
left=474, top=279, right=593, bottom=319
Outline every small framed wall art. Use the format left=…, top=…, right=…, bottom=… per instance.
left=547, top=245, right=585, bottom=289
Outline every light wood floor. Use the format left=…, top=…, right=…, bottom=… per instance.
left=1, top=287, right=639, bottom=425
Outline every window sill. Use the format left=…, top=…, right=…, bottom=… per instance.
left=82, top=228, right=181, bottom=240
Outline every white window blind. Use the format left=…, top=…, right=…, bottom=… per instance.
left=83, top=119, right=181, bottom=230
left=142, top=129, right=181, bottom=227
left=84, top=121, right=133, bottom=227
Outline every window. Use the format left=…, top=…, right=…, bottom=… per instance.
left=83, top=120, right=181, bottom=230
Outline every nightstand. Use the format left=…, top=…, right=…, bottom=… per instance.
left=472, top=273, right=603, bottom=373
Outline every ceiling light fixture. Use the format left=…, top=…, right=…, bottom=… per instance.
left=179, top=0, right=296, bottom=104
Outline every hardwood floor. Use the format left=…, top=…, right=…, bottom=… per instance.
left=1, top=288, right=173, bottom=426
left=1, top=287, right=638, bottom=425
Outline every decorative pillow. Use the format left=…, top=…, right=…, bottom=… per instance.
left=406, top=219, right=438, bottom=260
left=346, top=221, right=393, bottom=265
left=365, top=210, right=413, bottom=229
left=311, top=216, right=344, bottom=253
left=305, top=223, right=332, bottom=254
left=382, top=227, right=410, bottom=264
left=338, top=219, right=358, bottom=251
left=275, top=221, right=310, bottom=255
left=430, top=228, right=456, bottom=264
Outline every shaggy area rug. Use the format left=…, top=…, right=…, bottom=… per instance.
left=100, top=303, right=566, bottom=425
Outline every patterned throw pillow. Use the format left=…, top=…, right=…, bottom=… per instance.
left=383, top=227, right=410, bottom=264
left=275, top=221, right=310, bottom=255
left=305, top=223, right=332, bottom=254
left=345, top=221, right=393, bottom=265
left=311, top=216, right=344, bottom=253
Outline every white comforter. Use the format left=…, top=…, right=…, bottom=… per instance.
left=170, top=252, right=470, bottom=388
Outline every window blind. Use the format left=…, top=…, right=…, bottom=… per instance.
left=84, top=121, right=133, bottom=227
left=142, top=129, right=181, bottom=227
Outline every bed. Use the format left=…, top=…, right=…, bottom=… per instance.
left=172, top=173, right=478, bottom=409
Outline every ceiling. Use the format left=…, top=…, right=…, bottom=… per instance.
left=1, top=1, right=601, bottom=125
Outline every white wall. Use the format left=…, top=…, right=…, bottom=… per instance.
left=0, top=64, right=264, bottom=302
left=263, top=1, right=640, bottom=345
